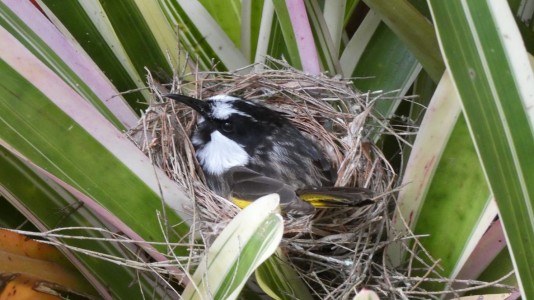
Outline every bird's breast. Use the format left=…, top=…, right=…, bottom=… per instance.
left=195, top=130, right=250, bottom=176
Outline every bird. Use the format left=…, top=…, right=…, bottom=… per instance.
left=165, top=93, right=374, bottom=215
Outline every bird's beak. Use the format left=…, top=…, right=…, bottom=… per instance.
left=164, top=94, right=211, bottom=118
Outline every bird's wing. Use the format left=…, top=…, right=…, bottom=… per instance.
left=224, top=166, right=315, bottom=214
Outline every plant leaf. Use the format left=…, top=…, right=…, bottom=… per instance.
left=182, top=194, right=284, bottom=300
left=159, top=0, right=248, bottom=70
left=0, top=26, right=192, bottom=248
left=0, top=146, right=169, bottom=298
left=363, top=0, right=444, bottom=82
left=255, top=250, right=313, bottom=300
left=304, top=0, right=343, bottom=75
left=0, top=1, right=137, bottom=129
left=428, top=0, right=534, bottom=297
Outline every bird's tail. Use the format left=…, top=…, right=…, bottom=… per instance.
left=296, top=187, right=375, bottom=208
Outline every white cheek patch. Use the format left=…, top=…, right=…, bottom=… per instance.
left=196, top=131, right=249, bottom=175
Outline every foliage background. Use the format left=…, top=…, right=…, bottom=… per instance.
left=0, top=0, right=532, bottom=298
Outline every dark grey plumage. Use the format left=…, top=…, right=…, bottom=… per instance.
left=165, top=94, right=373, bottom=214
left=167, top=94, right=335, bottom=197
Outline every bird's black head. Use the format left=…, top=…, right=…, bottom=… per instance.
left=165, top=94, right=291, bottom=174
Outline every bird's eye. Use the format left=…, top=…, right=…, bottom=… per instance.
left=221, top=121, right=233, bottom=133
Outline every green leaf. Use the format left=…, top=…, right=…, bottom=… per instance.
left=199, top=0, right=241, bottom=47
left=0, top=27, right=192, bottom=250
left=322, top=0, right=346, bottom=56
left=182, top=194, right=284, bottom=300
left=0, top=196, right=35, bottom=230
left=304, top=0, right=343, bottom=75
left=389, top=72, right=461, bottom=265
left=97, top=0, right=175, bottom=83
left=0, top=2, right=135, bottom=129
left=363, top=0, right=444, bottom=82
left=414, top=115, right=491, bottom=286
left=428, top=0, right=534, bottom=297
left=38, top=0, right=152, bottom=111
left=265, top=13, right=291, bottom=66
left=271, top=0, right=303, bottom=69
left=252, top=0, right=275, bottom=64
left=240, top=0, right=265, bottom=61
left=344, top=17, right=421, bottom=122
left=0, top=146, right=166, bottom=298
left=159, top=0, right=248, bottom=70
left=255, top=250, right=313, bottom=300
left=340, top=10, right=381, bottom=77
left=399, top=70, right=436, bottom=177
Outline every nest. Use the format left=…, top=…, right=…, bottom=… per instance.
left=127, top=59, right=510, bottom=299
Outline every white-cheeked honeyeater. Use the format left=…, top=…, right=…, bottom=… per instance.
left=165, top=94, right=374, bottom=215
